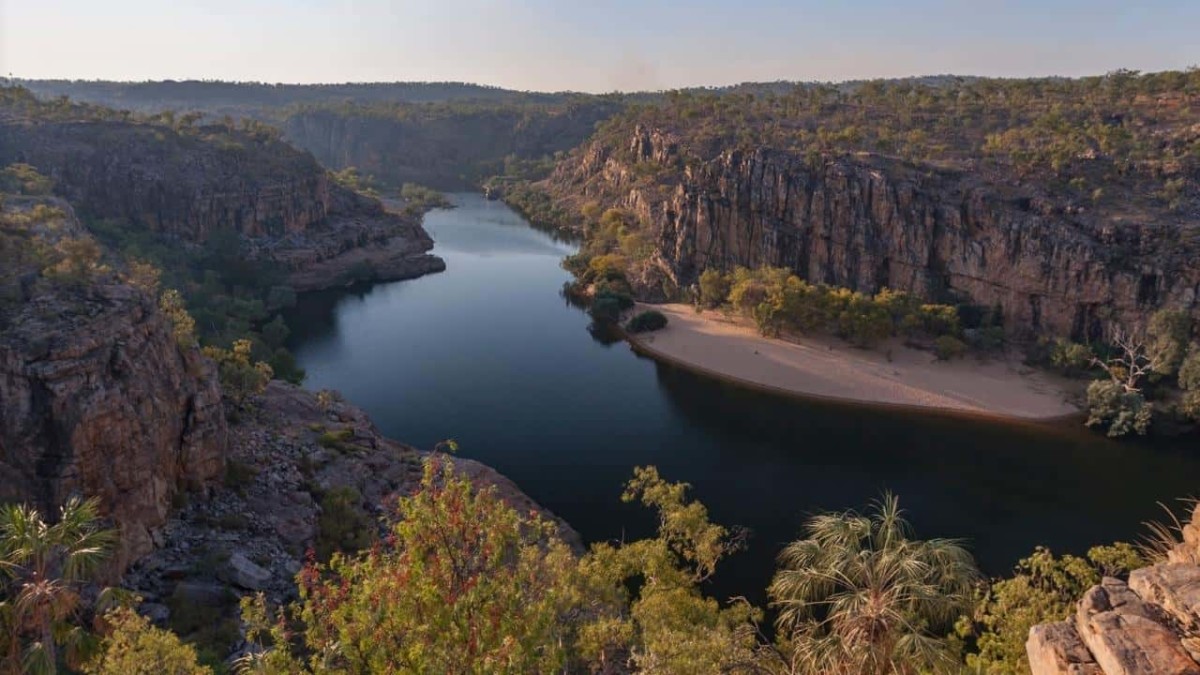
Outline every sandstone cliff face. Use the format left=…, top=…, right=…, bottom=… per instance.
left=553, top=127, right=1200, bottom=338
left=0, top=119, right=329, bottom=240
left=0, top=273, right=228, bottom=574
left=1029, top=506, right=1200, bottom=675
left=0, top=116, right=443, bottom=290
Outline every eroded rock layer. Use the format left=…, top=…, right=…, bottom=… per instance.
left=1029, top=506, right=1200, bottom=675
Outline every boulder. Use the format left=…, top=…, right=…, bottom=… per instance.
left=223, top=552, right=272, bottom=591
left=1074, top=578, right=1200, bottom=675
left=1028, top=622, right=1103, bottom=675
left=1128, top=564, right=1200, bottom=635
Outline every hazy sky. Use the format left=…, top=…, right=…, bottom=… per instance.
left=2, top=0, right=1198, bottom=92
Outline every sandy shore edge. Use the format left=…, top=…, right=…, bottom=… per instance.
left=625, top=304, right=1084, bottom=423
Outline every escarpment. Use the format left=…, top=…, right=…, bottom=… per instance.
left=0, top=201, right=227, bottom=574
left=549, top=127, right=1200, bottom=339
left=0, top=98, right=443, bottom=291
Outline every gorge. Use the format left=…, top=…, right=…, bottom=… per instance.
left=3, top=70, right=1200, bottom=672
left=286, top=193, right=1200, bottom=608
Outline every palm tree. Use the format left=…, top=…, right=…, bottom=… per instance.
left=767, top=493, right=978, bottom=675
left=0, top=496, right=116, bottom=674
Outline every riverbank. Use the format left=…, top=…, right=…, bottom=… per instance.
left=627, top=303, right=1083, bottom=421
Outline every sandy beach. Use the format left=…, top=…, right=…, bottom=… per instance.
left=627, top=304, right=1083, bottom=421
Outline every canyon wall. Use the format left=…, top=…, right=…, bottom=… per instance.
left=0, top=115, right=443, bottom=288
left=0, top=119, right=329, bottom=240
left=552, top=127, right=1200, bottom=339
left=0, top=202, right=228, bottom=573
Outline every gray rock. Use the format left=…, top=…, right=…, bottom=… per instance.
left=139, top=602, right=171, bottom=625
left=1027, top=622, right=1102, bottom=675
left=223, top=552, right=272, bottom=591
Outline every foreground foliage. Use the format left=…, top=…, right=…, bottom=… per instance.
left=243, top=457, right=757, bottom=674
left=959, top=544, right=1144, bottom=674
left=0, top=498, right=116, bottom=674
left=767, top=494, right=978, bottom=675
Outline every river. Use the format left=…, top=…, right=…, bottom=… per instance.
left=286, top=193, right=1200, bottom=606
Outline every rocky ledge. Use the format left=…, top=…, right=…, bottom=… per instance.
left=122, top=381, right=580, bottom=626
left=1029, top=506, right=1200, bottom=675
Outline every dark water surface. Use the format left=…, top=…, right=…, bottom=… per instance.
left=287, top=193, right=1200, bottom=606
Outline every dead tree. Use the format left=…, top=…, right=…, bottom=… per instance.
left=1092, top=323, right=1154, bottom=392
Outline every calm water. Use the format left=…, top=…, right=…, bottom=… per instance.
left=287, top=193, right=1200, bottom=606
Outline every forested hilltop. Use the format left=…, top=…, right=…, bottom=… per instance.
left=509, top=69, right=1200, bottom=438
left=15, top=79, right=571, bottom=114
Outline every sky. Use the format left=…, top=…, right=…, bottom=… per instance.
left=1, top=0, right=1198, bottom=93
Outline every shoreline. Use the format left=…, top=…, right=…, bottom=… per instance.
left=625, top=303, right=1085, bottom=426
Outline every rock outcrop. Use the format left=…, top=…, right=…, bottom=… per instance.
left=0, top=202, right=228, bottom=572
left=549, top=126, right=1200, bottom=339
left=1029, top=507, right=1200, bottom=675
left=121, top=381, right=581, bottom=626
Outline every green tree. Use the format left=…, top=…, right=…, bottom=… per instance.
left=698, top=268, right=731, bottom=309
left=1147, top=309, right=1193, bottom=377
left=295, top=456, right=583, bottom=673
left=1178, top=346, right=1200, bottom=420
left=767, top=494, right=978, bottom=675
left=159, top=289, right=197, bottom=347
left=261, top=315, right=290, bottom=350
left=1086, top=379, right=1152, bottom=437
left=313, top=487, right=375, bottom=563
left=1049, top=339, right=1094, bottom=376
left=202, top=339, right=273, bottom=406
left=627, top=309, right=668, bottom=333
left=84, top=607, right=210, bottom=675
left=586, top=466, right=760, bottom=672
left=0, top=497, right=117, bottom=674
left=240, top=459, right=759, bottom=674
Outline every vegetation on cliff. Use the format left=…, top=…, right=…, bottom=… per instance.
left=584, top=70, right=1198, bottom=216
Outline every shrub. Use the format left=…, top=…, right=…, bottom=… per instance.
left=1050, top=338, right=1094, bottom=375
left=224, top=459, right=258, bottom=494
left=590, top=296, right=623, bottom=322
left=85, top=608, right=210, bottom=675
left=697, top=269, right=730, bottom=308
left=961, top=544, right=1144, bottom=674
left=202, top=339, right=272, bottom=405
left=1086, top=379, right=1152, bottom=437
left=315, top=486, right=375, bottom=562
left=627, top=310, right=668, bottom=333
left=317, top=428, right=357, bottom=454
left=934, top=335, right=968, bottom=360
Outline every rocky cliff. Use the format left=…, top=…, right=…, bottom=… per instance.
left=0, top=198, right=228, bottom=574
left=548, top=126, right=1200, bottom=339
left=1028, top=505, right=1200, bottom=675
left=120, top=380, right=581, bottom=650
left=0, top=90, right=444, bottom=290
